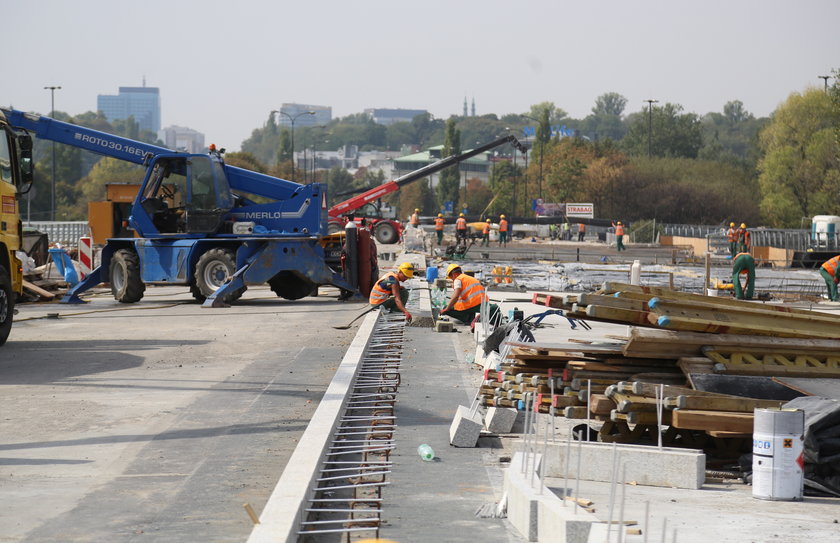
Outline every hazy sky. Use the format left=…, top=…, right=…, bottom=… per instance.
left=4, top=0, right=838, bottom=151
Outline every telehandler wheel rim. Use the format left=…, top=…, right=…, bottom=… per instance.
left=201, top=259, right=232, bottom=291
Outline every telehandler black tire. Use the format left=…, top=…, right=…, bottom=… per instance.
left=110, top=249, right=145, bottom=303
left=268, top=271, right=315, bottom=300
left=0, top=264, right=14, bottom=346
left=194, top=248, right=244, bottom=303
left=374, top=222, right=398, bottom=245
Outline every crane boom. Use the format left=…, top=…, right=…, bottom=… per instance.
left=329, top=134, right=524, bottom=218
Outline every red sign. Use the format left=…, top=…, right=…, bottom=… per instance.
left=2, top=196, right=15, bottom=215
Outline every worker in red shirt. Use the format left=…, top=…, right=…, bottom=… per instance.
left=455, top=213, right=468, bottom=242
left=726, top=222, right=738, bottom=257
left=481, top=218, right=491, bottom=246
left=434, top=213, right=445, bottom=245
left=613, top=221, right=625, bottom=251
left=499, top=214, right=509, bottom=246
left=820, top=255, right=840, bottom=302
left=737, top=223, right=751, bottom=253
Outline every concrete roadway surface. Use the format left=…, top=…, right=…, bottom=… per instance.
left=0, top=285, right=365, bottom=542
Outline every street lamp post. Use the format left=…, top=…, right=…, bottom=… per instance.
left=522, top=114, right=546, bottom=199
left=644, top=99, right=658, bottom=157
left=44, top=85, right=61, bottom=220
left=271, top=109, right=315, bottom=182
left=818, top=75, right=831, bottom=92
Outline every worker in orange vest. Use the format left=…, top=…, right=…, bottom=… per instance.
left=737, top=223, right=751, bottom=253
left=726, top=222, right=738, bottom=257
left=481, top=218, right=491, bottom=246
left=455, top=213, right=468, bottom=242
left=732, top=252, right=755, bottom=300
left=819, top=255, right=840, bottom=302
left=612, top=221, right=625, bottom=251
left=434, top=213, right=446, bottom=245
left=577, top=222, right=586, bottom=242
left=409, top=208, right=420, bottom=227
left=499, top=214, right=509, bottom=246
left=369, top=262, right=414, bottom=322
left=440, top=263, right=498, bottom=324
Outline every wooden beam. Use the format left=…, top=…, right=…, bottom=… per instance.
left=671, top=409, right=754, bottom=433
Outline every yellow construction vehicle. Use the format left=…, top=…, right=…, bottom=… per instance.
left=0, top=108, right=35, bottom=345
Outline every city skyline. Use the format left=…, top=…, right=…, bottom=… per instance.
left=4, top=0, right=838, bottom=152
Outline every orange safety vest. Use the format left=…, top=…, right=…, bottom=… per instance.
left=483, top=223, right=490, bottom=234
left=727, top=227, right=737, bottom=242
left=410, top=213, right=419, bottom=226
left=369, top=271, right=398, bottom=305
left=578, top=223, right=585, bottom=233
left=434, top=217, right=445, bottom=231
left=615, top=224, right=624, bottom=236
left=741, top=229, right=751, bottom=246
left=822, top=256, right=840, bottom=277
left=453, top=273, right=488, bottom=311
left=499, top=219, right=508, bottom=232
left=456, top=217, right=467, bottom=230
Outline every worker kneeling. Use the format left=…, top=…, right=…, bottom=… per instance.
left=732, top=252, right=755, bottom=300
left=369, top=262, right=414, bottom=322
left=440, top=264, right=499, bottom=325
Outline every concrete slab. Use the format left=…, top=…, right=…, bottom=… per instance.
left=485, top=406, right=518, bottom=434
left=533, top=440, right=705, bottom=490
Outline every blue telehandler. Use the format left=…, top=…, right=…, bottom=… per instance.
left=2, top=108, right=354, bottom=306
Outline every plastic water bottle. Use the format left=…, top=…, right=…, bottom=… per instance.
left=417, top=444, right=435, bottom=461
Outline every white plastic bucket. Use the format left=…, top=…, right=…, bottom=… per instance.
left=752, top=408, right=805, bottom=501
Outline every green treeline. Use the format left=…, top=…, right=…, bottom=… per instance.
left=25, top=71, right=840, bottom=229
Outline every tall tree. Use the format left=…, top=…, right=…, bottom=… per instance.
left=581, top=92, right=628, bottom=141
left=436, top=119, right=461, bottom=211
left=757, top=87, right=840, bottom=227
left=621, top=103, right=702, bottom=158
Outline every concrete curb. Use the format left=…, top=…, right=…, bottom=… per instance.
left=246, top=311, right=381, bottom=543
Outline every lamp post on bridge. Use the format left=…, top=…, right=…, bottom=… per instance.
left=272, top=109, right=315, bottom=182
left=44, top=85, right=61, bottom=220
left=645, top=99, right=658, bottom=158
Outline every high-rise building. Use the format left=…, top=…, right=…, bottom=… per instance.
left=159, top=125, right=205, bottom=153
left=276, top=104, right=331, bottom=128
left=97, top=85, right=161, bottom=133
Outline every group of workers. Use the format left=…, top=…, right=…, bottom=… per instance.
left=369, top=261, right=499, bottom=325
left=427, top=211, right=509, bottom=247
left=726, top=222, right=751, bottom=257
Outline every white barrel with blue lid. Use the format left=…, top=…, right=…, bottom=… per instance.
left=752, top=407, right=805, bottom=501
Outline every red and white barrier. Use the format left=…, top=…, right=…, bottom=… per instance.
left=78, top=236, right=92, bottom=279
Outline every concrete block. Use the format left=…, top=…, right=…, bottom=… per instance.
left=535, top=440, right=705, bottom=489
left=473, top=344, right=485, bottom=367
left=510, top=410, right=528, bottom=434
left=434, top=319, right=454, bottom=332
left=485, top=407, right=518, bottom=434
left=449, top=405, right=483, bottom=448
left=482, top=350, right=502, bottom=372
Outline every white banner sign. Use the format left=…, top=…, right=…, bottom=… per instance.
left=566, top=203, right=594, bottom=219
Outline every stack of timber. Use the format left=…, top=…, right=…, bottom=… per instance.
left=533, top=282, right=840, bottom=339
left=504, top=283, right=840, bottom=451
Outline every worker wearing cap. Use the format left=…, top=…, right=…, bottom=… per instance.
left=737, top=223, right=751, bottom=253
left=726, top=222, right=738, bottom=257
left=819, top=255, right=840, bottom=302
left=434, top=213, right=445, bottom=245
left=481, top=219, right=491, bottom=246
left=732, top=252, right=756, bottom=300
left=613, top=221, right=625, bottom=251
left=410, top=208, right=420, bottom=227
left=440, top=264, right=496, bottom=325
left=499, top=214, right=508, bottom=246
left=369, top=262, right=414, bottom=322
left=455, top=213, right=468, bottom=242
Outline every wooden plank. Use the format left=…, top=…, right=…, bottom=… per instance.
left=648, top=311, right=839, bottom=339
left=625, top=328, right=840, bottom=355
left=675, top=395, right=785, bottom=412
left=23, top=279, right=56, bottom=299
left=576, top=293, right=650, bottom=312
left=585, top=305, right=656, bottom=327
left=647, top=295, right=840, bottom=326
left=671, top=409, right=754, bottom=433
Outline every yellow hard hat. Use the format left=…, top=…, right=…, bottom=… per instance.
left=617, top=221, right=622, bottom=225
left=486, top=218, right=491, bottom=222
left=398, top=262, right=415, bottom=279
left=459, top=213, right=464, bottom=217
left=415, top=208, right=420, bottom=212
left=438, top=213, right=443, bottom=217
left=730, top=222, right=735, bottom=227
left=741, top=223, right=746, bottom=228
left=500, top=214, right=506, bottom=219
left=446, top=263, right=462, bottom=277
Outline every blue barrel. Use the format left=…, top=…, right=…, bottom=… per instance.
left=425, top=266, right=438, bottom=283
